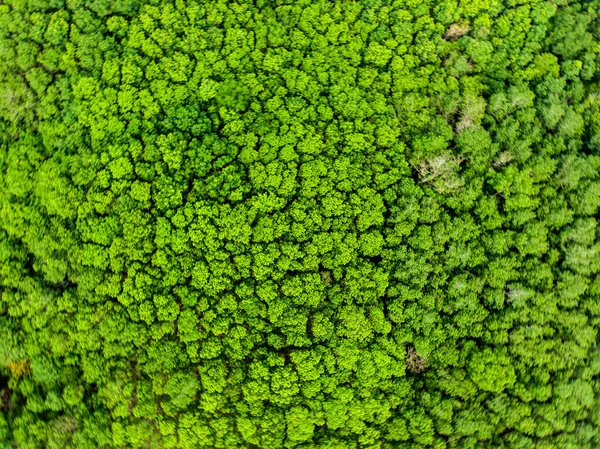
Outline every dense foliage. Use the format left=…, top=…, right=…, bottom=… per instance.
left=1, top=0, right=600, bottom=447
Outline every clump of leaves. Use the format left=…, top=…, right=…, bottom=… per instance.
left=7, top=361, right=30, bottom=378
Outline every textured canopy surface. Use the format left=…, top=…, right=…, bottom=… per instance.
left=1, top=1, right=600, bottom=448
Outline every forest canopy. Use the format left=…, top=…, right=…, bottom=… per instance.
left=1, top=0, right=600, bottom=448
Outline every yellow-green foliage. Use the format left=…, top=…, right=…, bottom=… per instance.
left=1, top=0, right=600, bottom=448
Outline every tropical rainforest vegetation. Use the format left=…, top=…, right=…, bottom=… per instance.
left=1, top=0, right=600, bottom=447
